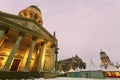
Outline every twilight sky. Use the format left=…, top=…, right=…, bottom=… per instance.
left=0, top=0, right=120, bottom=65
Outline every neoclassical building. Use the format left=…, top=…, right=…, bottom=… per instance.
left=0, top=6, right=58, bottom=79
left=58, top=55, right=86, bottom=72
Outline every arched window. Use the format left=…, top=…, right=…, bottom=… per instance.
left=23, top=12, right=27, bottom=16
left=34, top=14, right=38, bottom=20
left=29, top=13, right=33, bottom=18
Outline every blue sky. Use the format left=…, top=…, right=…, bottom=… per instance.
left=0, top=0, right=120, bottom=65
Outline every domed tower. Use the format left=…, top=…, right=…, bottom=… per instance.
left=18, top=5, right=43, bottom=25
left=100, top=50, right=111, bottom=64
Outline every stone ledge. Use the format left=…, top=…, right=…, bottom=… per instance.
left=0, top=71, right=41, bottom=79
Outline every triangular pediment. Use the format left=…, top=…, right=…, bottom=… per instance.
left=0, top=11, right=56, bottom=42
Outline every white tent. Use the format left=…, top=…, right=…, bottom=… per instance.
left=75, top=66, right=82, bottom=72
left=60, top=70, right=65, bottom=74
left=68, top=67, right=74, bottom=72
left=74, top=66, right=82, bottom=72
left=85, top=60, right=100, bottom=71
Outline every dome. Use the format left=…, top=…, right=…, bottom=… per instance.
left=18, top=5, right=43, bottom=25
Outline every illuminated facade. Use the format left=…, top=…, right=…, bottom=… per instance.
left=0, top=6, right=58, bottom=78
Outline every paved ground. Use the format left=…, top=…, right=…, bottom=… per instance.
left=35, top=77, right=120, bottom=80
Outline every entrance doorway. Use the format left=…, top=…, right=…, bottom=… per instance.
left=10, top=59, right=20, bottom=71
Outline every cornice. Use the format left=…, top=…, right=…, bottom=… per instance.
left=0, top=11, right=57, bottom=42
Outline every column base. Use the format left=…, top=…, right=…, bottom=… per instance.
left=2, top=68, right=9, bottom=71
left=23, top=68, right=29, bottom=72
left=0, top=71, right=41, bottom=79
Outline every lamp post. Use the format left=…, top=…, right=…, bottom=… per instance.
left=55, top=41, right=59, bottom=72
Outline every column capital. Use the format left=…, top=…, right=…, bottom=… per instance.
left=0, top=26, right=9, bottom=40
left=19, top=32, right=25, bottom=36
left=0, top=27, right=9, bottom=30
left=32, top=36, right=37, bottom=40
left=43, top=39, right=48, bottom=44
left=41, top=41, right=44, bottom=46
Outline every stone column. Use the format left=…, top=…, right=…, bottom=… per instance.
left=36, top=41, right=45, bottom=72
left=3, top=32, right=24, bottom=71
left=24, top=36, right=37, bottom=71
left=0, top=27, right=8, bottom=40
left=39, top=40, right=48, bottom=71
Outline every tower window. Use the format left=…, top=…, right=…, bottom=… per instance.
left=19, top=14, right=22, bottom=17
left=34, top=14, right=38, bottom=20
left=23, top=12, right=27, bottom=16
left=29, top=13, right=33, bottom=17
left=38, top=20, right=41, bottom=23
